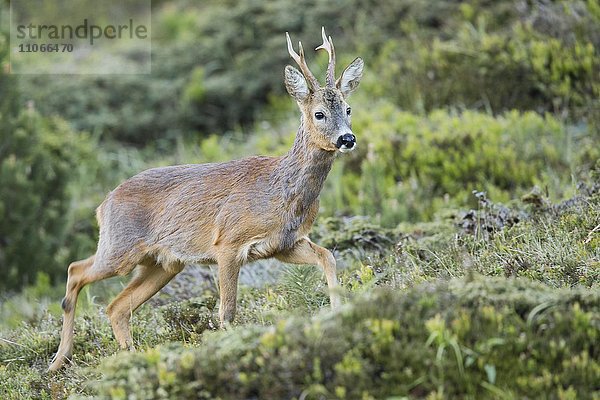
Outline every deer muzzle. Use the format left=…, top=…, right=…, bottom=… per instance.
left=336, top=133, right=356, bottom=153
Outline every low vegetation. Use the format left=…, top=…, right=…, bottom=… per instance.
left=94, top=277, right=600, bottom=399
left=1, top=183, right=598, bottom=399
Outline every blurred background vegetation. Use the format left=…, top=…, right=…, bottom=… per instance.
left=0, top=0, right=598, bottom=291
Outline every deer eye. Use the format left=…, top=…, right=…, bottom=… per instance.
left=314, top=112, right=325, bottom=120
left=346, top=107, right=352, bottom=116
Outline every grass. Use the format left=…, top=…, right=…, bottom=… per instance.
left=74, top=278, right=600, bottom=399
left=0, top=181, right=598, bottom=399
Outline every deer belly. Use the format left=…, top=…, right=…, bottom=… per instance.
left=238, top=237, right=279, bottom=262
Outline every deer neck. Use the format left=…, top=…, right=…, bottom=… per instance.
left=275, top=120, right=336, bottom=217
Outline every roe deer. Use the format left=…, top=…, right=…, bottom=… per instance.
left=48, top=27, right=363, bottom=371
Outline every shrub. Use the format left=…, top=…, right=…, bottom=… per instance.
left=374, top=0, right=599, bottom=123
left=94, top=276, right=600, bottom=399
left=161, top=294, right=218, bottom=342
left=341, top=107, right=584, bottom=223
left=0, top=23, right=19, bottom=119
left=0, top=111, right=101, bottom=289
left=395, top=182, right=600, bottom=289
left=18, top=74, right=190, bottom=146
left=18, top=0, right=599, bottom=144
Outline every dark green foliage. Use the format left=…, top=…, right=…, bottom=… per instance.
left=18, top=74, right=189, bottom=145
left=319, top=109, right=582, bottom=223
left=0, top=19, right=20, bottom=119
left=375, top=0, right=599, bottom=122
left=0, top=21, right=103, bottom=290
left=94, top=277, right=600, bottom=399
left=16, top=0, right=600, bottom=144
left=0, top=111, right=99, bottom=289
left=161, top=293, right=218, bottom=342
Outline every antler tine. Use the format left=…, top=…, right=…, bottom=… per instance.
left=286, top=32, right=320, bottom=90
left=315, top=26, right=336, bottom=87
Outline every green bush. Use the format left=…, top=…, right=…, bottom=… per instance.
left=94, top=277, right=600, bottom=399
left=373, top=0, right=599, bottom=123
left=335, top=107, right=588, bottom=223
left=0, top=21, right=19, bottom=119
left=18, top=74, right=190, bottom=145
left=0, top=111, right=100, bottom=289
left=18, top=0, right=599, bottom=144
left=0, top=20, right=105, bottom=290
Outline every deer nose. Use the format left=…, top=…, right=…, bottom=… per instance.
left=336, top=133, right=356, bottom=149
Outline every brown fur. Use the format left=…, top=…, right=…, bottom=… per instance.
left=48, top=29, right=363, bottom=371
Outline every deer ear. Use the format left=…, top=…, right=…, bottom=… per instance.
left=337, top=57, right=363, bottom=97
left=284, top=65, right=310, bottom=102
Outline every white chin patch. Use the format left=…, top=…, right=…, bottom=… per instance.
left=338, top=144, right=356, bottom=153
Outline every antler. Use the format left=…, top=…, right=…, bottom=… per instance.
left=286, top=32, right=320, bottom=91
left=315, top=26, right=336, bottom=87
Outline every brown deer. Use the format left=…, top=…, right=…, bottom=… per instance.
left=48, top=27, right=363, bottom=371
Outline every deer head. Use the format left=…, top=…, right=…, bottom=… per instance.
left=284, top=27, right=364, bottom=153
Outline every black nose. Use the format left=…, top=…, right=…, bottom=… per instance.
left=336, top=133, right=356, bottom=148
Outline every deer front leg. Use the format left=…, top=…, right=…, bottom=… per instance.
left=216, top=252, right=242, bottom=328
left=276, top=238, right=341, bottom=309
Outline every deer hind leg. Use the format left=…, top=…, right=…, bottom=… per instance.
left=275, top=238, right=341, bottom=309
left=106, top=262, right=182, bottom=350
left=49, top=255, right=117, bottom=371
left=216, top=251, right=243, bottom=328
